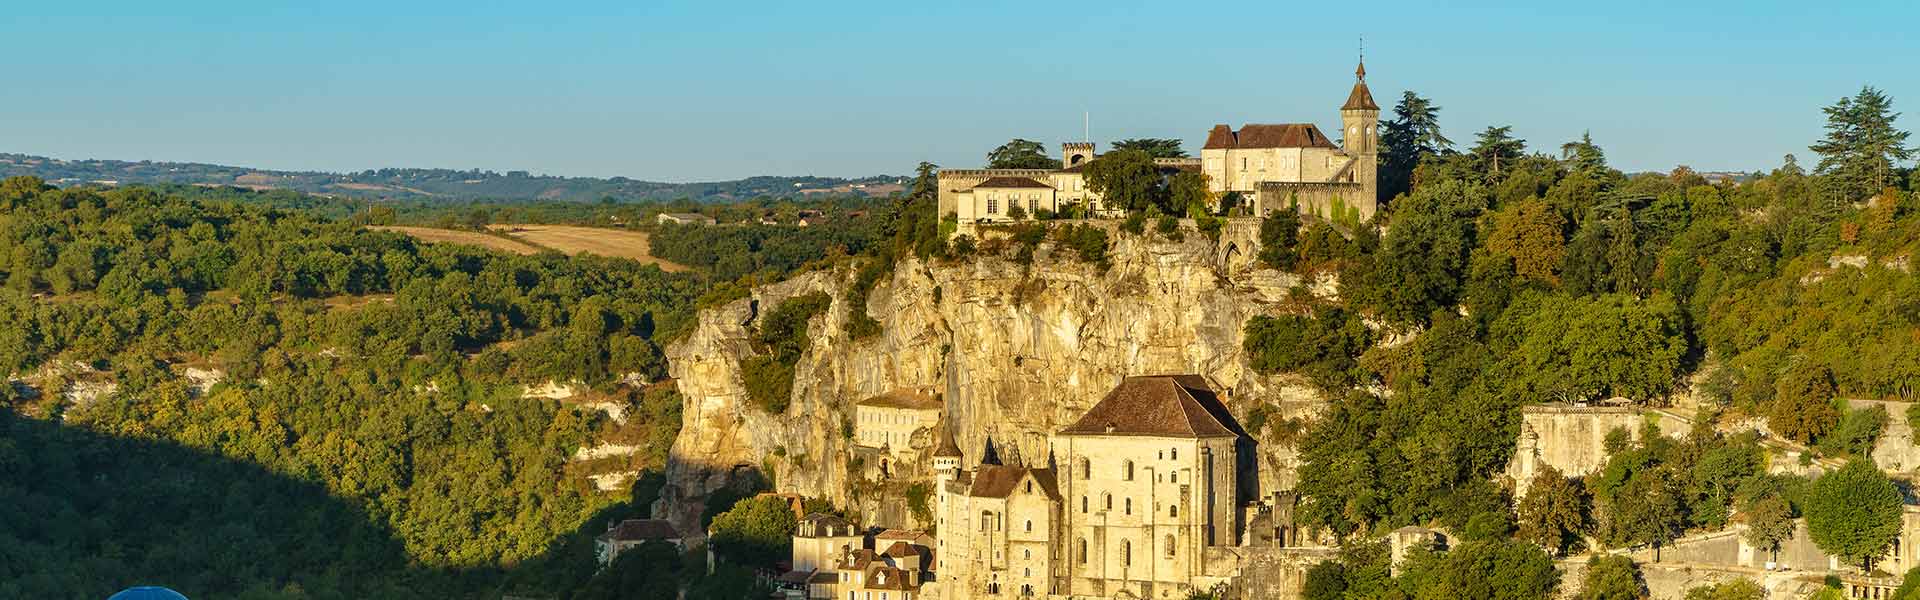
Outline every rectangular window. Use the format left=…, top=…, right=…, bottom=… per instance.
left=987, top=198, right=998, bottom=215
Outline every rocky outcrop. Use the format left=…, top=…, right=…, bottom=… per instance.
left=662, top=221, right=1334, bottom=527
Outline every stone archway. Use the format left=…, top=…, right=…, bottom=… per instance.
left=1222, top=242, right=1244, bottom=276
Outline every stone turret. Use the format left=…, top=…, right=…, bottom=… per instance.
left=1061, top=142, right=1094, bottom=168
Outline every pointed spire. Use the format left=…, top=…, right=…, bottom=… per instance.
left=1357, top=34, right=1367, bottom=80
left=934, top=423, right=962, bottom=458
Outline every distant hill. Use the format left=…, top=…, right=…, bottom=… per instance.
left=0, top=152, right=904, bottom=203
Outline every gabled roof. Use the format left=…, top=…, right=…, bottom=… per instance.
left=966, top=465, right=1061, bottom=500
left=598, top=519, right=681, bottom=542
left=861, top=565, right=921, bottom=591
left=1058, top=375, right=1247, bottom=438
left=1201, top=124, right=1338, bottom=150
left=882, top=540, right=920, bottom=558
left=972, top=176, right=1054, bottom=189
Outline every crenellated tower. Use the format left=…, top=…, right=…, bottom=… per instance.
left=1061, top=142, right=1094, bottom=168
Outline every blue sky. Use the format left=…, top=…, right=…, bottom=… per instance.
left=3, top=1, right=1916, bottom=181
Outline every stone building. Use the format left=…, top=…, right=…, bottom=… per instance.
left=935, top=59, right=1379, bottom=238
left=933, top=375, right=1255, bottom=600
left=794, top=513, right=864, bottom=573
left=855, top=389, right=944, bottom=460
left=1202, top=61, right=1379, bottom=223
left=594, top=518, right=683, bottom=566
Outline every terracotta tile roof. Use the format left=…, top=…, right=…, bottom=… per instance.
left=966, top=465, right=1061, bottom=500
left=972, top=176, right=1054, bottom=189
left=839, top=548, right=880, bottom=570
left=1201, top=123, right=1339, bottom=150
left=598, top=519, right=680, bottom=542
left=808, top=571, right=838, bottom=584
left=861, top=565, right=920, bottom=591
left=1343, top=81, right=1378, bottom=111
left=882, top=540, right=919, bottom=558
left=1058, top=375, right=1247, bottom=438
left=857, top=389, right=941, bottom=410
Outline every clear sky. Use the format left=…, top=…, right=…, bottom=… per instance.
left=4, top=1, right=1916, bottom=181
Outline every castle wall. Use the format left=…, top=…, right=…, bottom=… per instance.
left=1504, top=404, right=1686, bottom=497
left=1253, top=181, right=1374, bottom=224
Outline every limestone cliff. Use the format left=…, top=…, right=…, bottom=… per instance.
left=661, top=221, right=1334, bottom=528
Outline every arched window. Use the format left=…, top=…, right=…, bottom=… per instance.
left=1169, top=472, right=1177, bottom=483
left=1166, top=535, right=1177, bottom=557
left=1170, top=504, right=1179, bottom=518
left=1025, top=481, right=1033, bottom=494
left=1078, top=538, right=1088, bottom=563
left=1024, top=520, right=1032, bottom=532
left=1121, top=540, right=1132, bottom=566
left=1123, top=460, right=1134, bottom=481
left=1081, top=496, right=1088, bottom=513
left=1124, top=498, right=1132, bottom=515
left=1079, top=458, right=1090, bottom=480
left=1023, top=549, right=1031, bottom=560
left=1171, top=448, right=1178, bottom=460
left=980, top=511, right=994, bottom=532
left=1104, top=494, right=1112, bottom=511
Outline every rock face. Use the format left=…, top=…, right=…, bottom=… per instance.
left=661, top=221, right=1332, bottom=527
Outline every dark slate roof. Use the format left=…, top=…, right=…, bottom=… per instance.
left=1058, top=375, right=1247, bottom=438
left=1200, top=124, right=1338, bottom=150
left=973, top=176, right=1054, bottom=189
left=858, top=389, right=941, bottom=410
left=599, top=519, right=681, bottom=542
left=777, top=570, right=816, bottom=584
left=967, top=465, right=1062, bottom=500
left=934, top=426, right=963, bottom=458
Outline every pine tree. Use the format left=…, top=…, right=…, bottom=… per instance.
left=1379, top=91, right=1452, bottom=200
left=1810, top=86, right=1913, bottom=204
left=1471, top=126, right=1526, bottom=180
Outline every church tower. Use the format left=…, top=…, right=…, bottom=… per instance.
left=1340, top=58, right=1381, bottom=205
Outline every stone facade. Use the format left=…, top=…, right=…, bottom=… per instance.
left=854, top=389, right=943, bottom=463
left=937, top=60, right=1378, bottom=238
left=933, top=375, right=1264, bottom=600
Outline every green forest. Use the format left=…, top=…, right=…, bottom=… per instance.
left=1244, top=86, right=1920, bottom=597
left=2, top=81, right=1916, bottom=599
left=0, top=177, right=715, bottom=598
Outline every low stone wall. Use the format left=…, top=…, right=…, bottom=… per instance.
left=1202, top=546, right=1336, bottom=600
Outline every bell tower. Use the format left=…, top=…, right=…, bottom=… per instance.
left=1340, top=56, right=1381, bottom=205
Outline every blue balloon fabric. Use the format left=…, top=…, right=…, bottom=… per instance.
left=108, top=587, right=190, bottom=600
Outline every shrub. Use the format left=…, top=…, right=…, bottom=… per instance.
left=949, top=234, right=977, bottom=257
left=1258, top=209, right=1302, bottom=270
left=1121, top=211, right=1147, bottom=235
left=1771, top=364, right=1840, bottom=444
left=1819, top=404, right=1888, bottom=458
left=1191, top=201, right=1223, bottom=241
left=1007, top=204, right=1027, bottom=220
left=844, top=260, right=889, bottom=340
left=742, top=356, right=794, bottom=413
left=1060, top=225, right=1110, bottom=268
left=1156, top=215, right=1183, bottom=241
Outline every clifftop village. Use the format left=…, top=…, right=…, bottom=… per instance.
left=590, top=62, right=1920, bottom=600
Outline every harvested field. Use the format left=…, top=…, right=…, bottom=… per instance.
left=369, top=226, right=543, bottom=255
left=487, top=224, right=688, bottom=271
